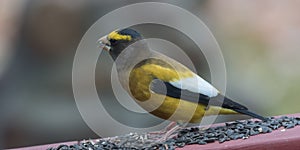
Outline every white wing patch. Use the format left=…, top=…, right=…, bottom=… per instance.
left=169, top=74, right=219, bottom=97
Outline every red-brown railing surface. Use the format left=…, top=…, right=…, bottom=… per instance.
left=9, top=113, right=300, bottom=150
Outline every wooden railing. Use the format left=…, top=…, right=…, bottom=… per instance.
left=9, top=113, right=300, bottom=150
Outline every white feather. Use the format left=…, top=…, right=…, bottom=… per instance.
left=169, top=74, right=219, bottom=97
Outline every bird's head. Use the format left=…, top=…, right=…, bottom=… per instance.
left=98, top=28, right=143, bottom=60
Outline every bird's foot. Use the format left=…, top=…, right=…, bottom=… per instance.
left=198, top=126, right=209, bottom=131
left=148, top=121, right=177, bottom=135
left=147, top=122, right=181, bottom=143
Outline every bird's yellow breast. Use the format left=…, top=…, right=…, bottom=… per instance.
left=129, top=59, right=192, bottom=100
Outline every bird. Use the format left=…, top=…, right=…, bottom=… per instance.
left=98, top=28, right=267, bottom=126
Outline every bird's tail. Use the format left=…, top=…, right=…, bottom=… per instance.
left=233, top=109, right=268, bottom=121
left=214, top=95, right=268, bottom=121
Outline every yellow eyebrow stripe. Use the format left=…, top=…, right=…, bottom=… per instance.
left=108, top=31, right=132, bottom=41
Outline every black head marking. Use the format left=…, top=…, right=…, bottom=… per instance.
left=118, top=28, right=142, bottom=40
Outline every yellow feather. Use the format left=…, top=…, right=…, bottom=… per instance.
left=108, top=31, right=132, bottom=41
left=129, top=59, right=237, bottom=123
left=146, top=94, right=236, bottom=123
left=129, top=61, right=193, bottom=101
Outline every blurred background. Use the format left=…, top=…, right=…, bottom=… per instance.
left=1, top=0, right=300, bottom=148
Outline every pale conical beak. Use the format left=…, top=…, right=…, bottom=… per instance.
left=97, top=35, right=111, bottom=51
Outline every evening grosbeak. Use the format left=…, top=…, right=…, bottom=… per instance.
left=98, top=28, right=267, bottom=124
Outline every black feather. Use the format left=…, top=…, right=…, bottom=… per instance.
left=118, top=28, right=142, bottom=39
left=151, top=79, right=267, bottom=121
left=233, top=109, right=268, bottom=121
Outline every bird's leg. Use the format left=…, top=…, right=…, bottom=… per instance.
left=147, top=121, right=183, bottom=142
left=198, top=126, right=209, bottom=131
left=148, top=121, right=177, bottom=135
left=158, top=124, right=181, bottom=141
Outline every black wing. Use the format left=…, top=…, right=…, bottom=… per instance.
left=150, top=79, right=267, bottom=121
